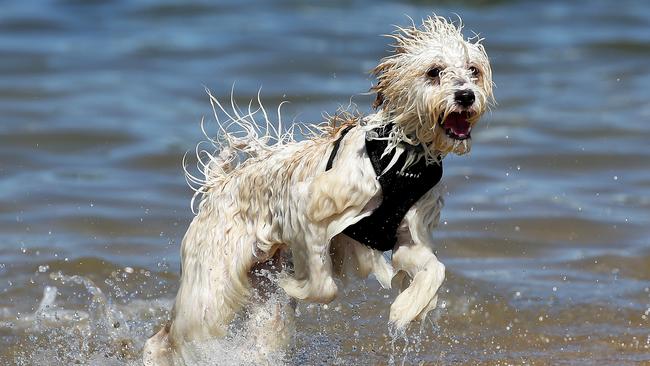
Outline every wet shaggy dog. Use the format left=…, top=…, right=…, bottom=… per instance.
left=144, top=15, right=494, bottom=365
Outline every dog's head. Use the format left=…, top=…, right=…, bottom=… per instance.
left=372, top=16, right=494, bottom=157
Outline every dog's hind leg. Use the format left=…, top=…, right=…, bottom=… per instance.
left=246, top=248, right=296, bottom=360
left=166, top=212, right=261, bottom=347
left=142, top=324, right=172, bottom=366
left=245, top=293, right=295, bottom=362
left=279, top=230, right=338, bottom=303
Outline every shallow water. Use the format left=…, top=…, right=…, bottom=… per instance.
left=1, top=0, right=649, bottom=365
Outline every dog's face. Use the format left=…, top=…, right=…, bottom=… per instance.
left=372, top=16, right=494, bottom=156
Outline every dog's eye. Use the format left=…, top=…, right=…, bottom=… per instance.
left=426, top=68, right=440, bottom=78
left=469, top=66, right=480, bottom=77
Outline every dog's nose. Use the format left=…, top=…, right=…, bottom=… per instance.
left=454, top=89, right=475, bottom=107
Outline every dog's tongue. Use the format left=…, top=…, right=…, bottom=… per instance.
left=443, top=112, right=471, bottom=138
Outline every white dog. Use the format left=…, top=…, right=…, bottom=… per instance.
left=144, top=15, right=493, bottom=365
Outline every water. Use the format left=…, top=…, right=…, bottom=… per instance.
left=1, top=0, right=649, bottom=364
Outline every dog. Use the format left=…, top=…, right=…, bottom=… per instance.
left=143, top=15, right=493, bottom=365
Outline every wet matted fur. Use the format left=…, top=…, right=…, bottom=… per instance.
left=144, top=15, right=494, bottom=365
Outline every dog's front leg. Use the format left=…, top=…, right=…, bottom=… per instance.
left=389, top=187, right=445, bottom=329
left=279, top=229, right=338, bottom=303
left=389, top=234, right=445, bottom=329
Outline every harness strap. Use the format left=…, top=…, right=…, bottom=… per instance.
left=325, top=125, right=354, bottom=171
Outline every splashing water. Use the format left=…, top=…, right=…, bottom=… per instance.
left=7, top=271, right=170, bottom=365
left=4, top=269, right=300, bottom=365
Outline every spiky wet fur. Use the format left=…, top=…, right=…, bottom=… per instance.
left=143, top=15, right=494, bottom=365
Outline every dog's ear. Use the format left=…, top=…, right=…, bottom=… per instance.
left=372, top=89, right=384, bottom=109
left=370, top=61, right=392, bottom=109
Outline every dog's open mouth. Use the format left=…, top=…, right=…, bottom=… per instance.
left=438, top=112, right=472, bottom=140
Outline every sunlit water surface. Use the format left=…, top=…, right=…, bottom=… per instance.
left=1, top=0, right=649, bottom=365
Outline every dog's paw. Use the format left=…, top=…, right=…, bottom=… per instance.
left=414, top=294, right=438, bottom=322
left=278, top=275, right=305, bottom=299
left=389, top=293, right=439, bottom=329
left=388, top=262, right=444, bottom=329
left=389, top=293, right=438, bottom=330
left=143, top=326, right=173, bottom=366
left=278, top=275, right=337, bottom=303
left=389, top=286, right=432, bottom=329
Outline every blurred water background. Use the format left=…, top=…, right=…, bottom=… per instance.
left=1, top=0, right=649, bottom=364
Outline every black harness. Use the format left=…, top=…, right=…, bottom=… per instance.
left=326, top=125, right=443, bottom=252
